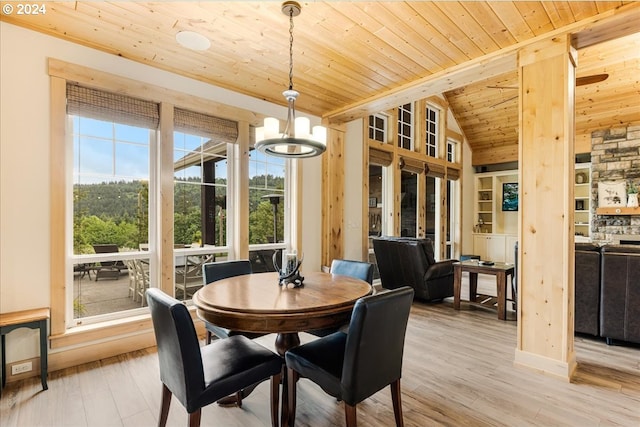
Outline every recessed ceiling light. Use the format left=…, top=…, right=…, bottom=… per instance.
left=175, top=31, right=211, bottom=51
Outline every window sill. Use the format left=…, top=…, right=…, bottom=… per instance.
left=50, top=306, right=200, bottom=349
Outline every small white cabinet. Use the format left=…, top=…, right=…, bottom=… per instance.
left=473, top=234, right=514, bottom=263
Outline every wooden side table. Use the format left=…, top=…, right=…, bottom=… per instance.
left=453, top=261, right=514, bottom=320
left=0, top=308, right=50, bottom=394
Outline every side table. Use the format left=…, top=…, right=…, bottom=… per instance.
left=453, top=261, right=514, bottom=320
left=0, top=307, right=50, bottom=394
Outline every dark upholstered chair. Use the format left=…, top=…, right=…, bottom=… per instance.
left=146, top=288, right=282, bottom=427
left=285, top=287, right=414, bottom=427
left=600, top=244, right=640, bottom=345
left=372, top=236, right=456, bottom=301
left=575, top=242, right=601, bottom=336
left=307, top=259, right=375, bottom=337
left=201, top=260, right=265, bottom=344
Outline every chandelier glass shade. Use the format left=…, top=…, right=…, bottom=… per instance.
left=255, top=1, right=326, bottom=158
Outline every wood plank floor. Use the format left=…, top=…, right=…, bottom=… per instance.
left=1, top=297, right=639, bottom=426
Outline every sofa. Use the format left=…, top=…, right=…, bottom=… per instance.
left=574, top=243, right=601, bottom=336
left=372, top=236, right=457, bottom=301
left=599, top=244, right=640, bottom=345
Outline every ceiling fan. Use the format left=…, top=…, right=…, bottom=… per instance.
left=488, top=73, right=609, bottom=108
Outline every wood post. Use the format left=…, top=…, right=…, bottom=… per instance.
left=515, top=35, right=577, bottom=380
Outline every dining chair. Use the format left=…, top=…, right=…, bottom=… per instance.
left=285, top=286, right=414, bottom=427
left=201, top=260, right=266, bottom=344
left=308, top=259, right=374, bottom=337
left=146, top=288, right=282, bottom=427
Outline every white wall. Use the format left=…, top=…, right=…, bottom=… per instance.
left=343, top=120, right=365, bottom=261
left=0, top=22, right=323, bottom=361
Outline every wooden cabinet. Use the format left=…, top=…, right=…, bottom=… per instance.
left=473, top=234, right=513, bottom=262
left=574, top=163, right=591, bottom=239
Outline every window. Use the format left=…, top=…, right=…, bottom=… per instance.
left=397, top=103, right=413, bottom=150
left=68, top=84, right=157, bottom=324
left=248, top=146, right=286, bottom=272
left=368, top=113, right=387, bottom=143
left=447, top=138, right=457, bottom=162
left=425, top=104, right=439, bottom=157
left=400, top=171, right=418, bottom=237
left=173, top=108, right=237, bottom=300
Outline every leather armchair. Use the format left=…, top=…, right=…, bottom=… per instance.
left=372, top=236, right=457, bottom=301
left=600, top=244, right=640, bottom=345
left=575, top=242, right=601, bottom=336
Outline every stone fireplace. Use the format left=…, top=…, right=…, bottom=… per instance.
left=590, top=124, right=640, bottom=243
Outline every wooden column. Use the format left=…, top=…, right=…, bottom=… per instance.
left=322, top=125, right=345, bottom=267
left=233, top=121, right=250, bottom=259
left=159, top=103, right=175, bottom=296
left=515, top=35, right=577, bottom=380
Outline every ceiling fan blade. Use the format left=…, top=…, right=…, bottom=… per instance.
left=576, top=73, right=608, bottom=86
left=489, top=95, right=518, bottom=108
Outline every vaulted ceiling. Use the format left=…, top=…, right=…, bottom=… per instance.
left=2, top=1, right=639, bottom=164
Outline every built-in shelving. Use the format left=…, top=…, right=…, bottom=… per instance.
left=574, top=163, right=591, bottom=238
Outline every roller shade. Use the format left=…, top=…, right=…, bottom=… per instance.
left=369, top=147, right=393, bottom=166
left=425, top=162, right=445, bottom=179
left=399, top=156, right=426, bottom=175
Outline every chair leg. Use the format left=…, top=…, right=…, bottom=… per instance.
left=205, top=331, right=212, bottom=345
left=188, top=409, right=201, bottom=427
left=287, top=368, right=299, bottom=427
left=270, top=372, right=281, bottom=427
left=390, top=379, right=404, bottom=427
left=158, top=384, right=172, bottom=427
left=345, top=403, right=357, bottom=427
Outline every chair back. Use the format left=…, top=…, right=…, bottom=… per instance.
left=146, top=288, right=204, bottom=408
left=93, top=244, right=120, bottom=266
left=341, top=286, right=414, bottom=405
left=202, top=260, right=252, bottom=285
left=330, top=259, right=374, bottom=285
left=372, top=237, right=434, bottom=290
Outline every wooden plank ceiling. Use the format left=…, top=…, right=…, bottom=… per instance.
left=2, top=1, right=639, bottom=163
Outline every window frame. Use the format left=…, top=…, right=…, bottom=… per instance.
left=425, top=103, right=439, bottom=158
left=48, top=59, right=298, bottom=345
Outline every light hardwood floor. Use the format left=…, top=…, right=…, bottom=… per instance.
left=1, top=296, right=639, bottom=426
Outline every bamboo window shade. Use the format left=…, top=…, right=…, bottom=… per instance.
left=425, top=162, right=445, bottom=179
left=399, top=156, right=426, bottom=175
left=174, top=108, right=238, bottom=143
left=369, top=147, right=393, bottom=166
left=66, top=83, right=159, bottom=129
left=446, top=167, right=460, bottom=180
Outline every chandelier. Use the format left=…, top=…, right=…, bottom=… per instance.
left=255, top=1, right=327, bottom=158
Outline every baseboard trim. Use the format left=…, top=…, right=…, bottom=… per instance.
left=514, top=348, right=577, bottom=381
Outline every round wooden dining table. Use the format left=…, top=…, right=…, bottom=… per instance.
left=192, top=271, right=372, bottom=427
left=192, top=271, right=373, bottom=356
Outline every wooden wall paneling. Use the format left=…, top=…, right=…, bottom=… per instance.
left=473, top=145, right=519, bottom=166
left=516, top=35, right=577, bottom=380
left=49, top=75, right=67, bottom=337
left=321, top=126, right=345, bottom=267
left=362, top=120, right=371, bottom=261
left=158, top=103, right=175, bottom=296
